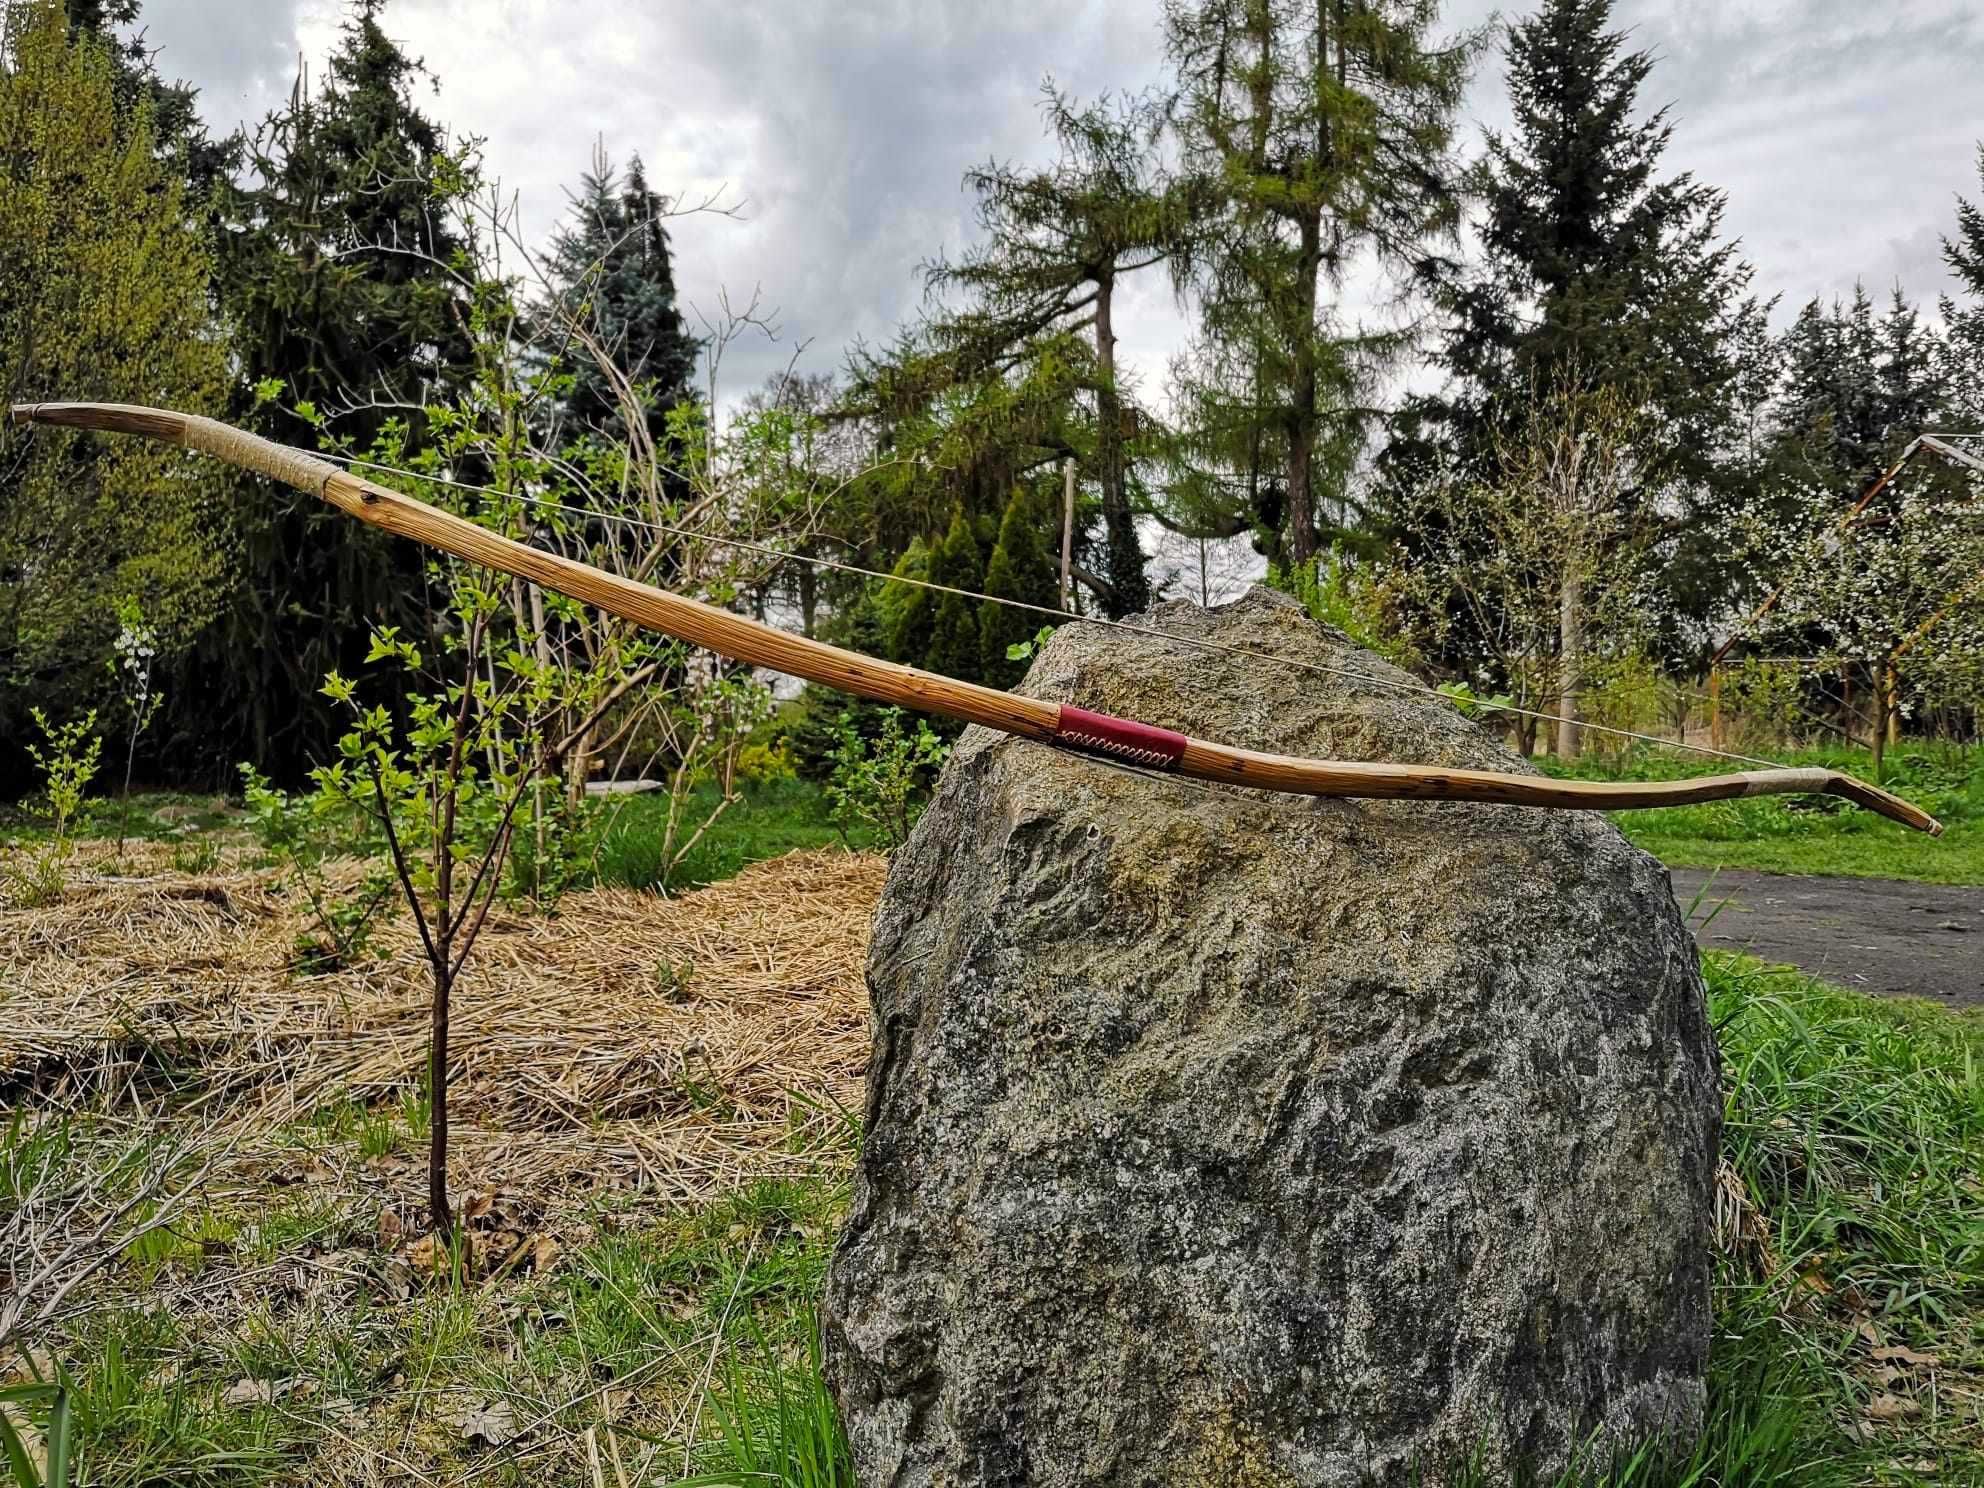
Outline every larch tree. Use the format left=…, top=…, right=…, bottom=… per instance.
left=930, top=87, right=1176, bottom=617
left=1164, top=0, right=1479, bottom=570
left=0, top=0, right=228, bottom=770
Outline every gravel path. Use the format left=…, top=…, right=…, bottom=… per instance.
left=1668, top=868, right=1982, bottom=1009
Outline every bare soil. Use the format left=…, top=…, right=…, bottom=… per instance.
left=1670, top=868, right=1983, bottom=1008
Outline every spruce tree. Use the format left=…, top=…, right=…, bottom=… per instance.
left=543, top=147, right=701, bottom=446
left=1443, top=0, right=1750, bottom=487
left=1772, top=285, right=1944, bottom=499
left=1939, top=150, right=1984, bottom=424
left=0, top=0, right=228, bottom=770
left=168, top=0, right=479, bottom=779
left=978, top=485, right=1062, bottom=686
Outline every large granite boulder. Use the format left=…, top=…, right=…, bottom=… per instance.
left=823, top=588, right=1720, bottom=1487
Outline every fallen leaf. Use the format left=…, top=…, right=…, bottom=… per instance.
left=528, top=1234, right=561, bottom=1273
left=1871, top=1344, right=1941, bottom=1368
left=1865, top=1392, right=1923, bottom=1422
left=409, top=1230, right=470, bottom=1276
left=223, top=1378, right=277, bottom=1407
left=459, top=1399, right=516, bottom=1447
left=377, top=1208, right=405, bottom=1248
left=0, top=1346, right=56, bottom=1384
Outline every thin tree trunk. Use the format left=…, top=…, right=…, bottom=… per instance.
left=1284, top=212, right=1324, bottom=569
left=429, top=956, right=452, bottom=1238
left=1092, top=273, right=1147, bottom=616
left=1556, top=570, right=1582, bottom=759
left=1870, top=664, right=1887, bottom=783
left=1059, top=458, right=1075, bottom=611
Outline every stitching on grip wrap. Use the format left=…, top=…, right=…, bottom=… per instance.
left=1052, top=705, right=1188, bottom=770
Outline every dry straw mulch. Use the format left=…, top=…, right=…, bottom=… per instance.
left=0, top=841, right=888, bottom=1202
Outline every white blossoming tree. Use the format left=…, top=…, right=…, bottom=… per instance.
left=1732, top=464, right=1984, bottom=778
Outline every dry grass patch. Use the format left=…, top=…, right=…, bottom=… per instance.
left=1, top=842, right=885, bottom=1203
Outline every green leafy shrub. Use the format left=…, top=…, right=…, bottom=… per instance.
left=238, top=765, right=394, bottom=974
left=825, top=708, right=949, bottom=852
left=3, top=711, right=102, bottom=908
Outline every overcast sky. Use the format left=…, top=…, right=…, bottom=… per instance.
left=130, top=0, right=1984, bottom=408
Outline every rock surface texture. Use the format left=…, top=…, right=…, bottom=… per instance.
left=823, top=589, right=1721, bottom=1487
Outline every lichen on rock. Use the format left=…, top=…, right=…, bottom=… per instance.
left=823, top=587, right=1720, bottom=1487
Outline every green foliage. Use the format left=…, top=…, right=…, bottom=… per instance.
left=879, top=539, right=937, bottom=669
left=167, top=3, right=482, bottom=780
left=921, top=87, right=1177, bottom=619
left=0, top=0, right=229, bottom=758
left=1165, top=0, right=1482, bottom=567
left=1446, top=0, right=1750, bottom=486
left=541, top=147, right=700, bottom=445
left=4, top=712, right=103, bottom=908
left=1004, top=624, right=1058, bottom=666
left=977, top=485, right=1062, bottom=686
left=667, top=1321, right=854, bottom=1488
left=0, top=1374, right=71, bottom=1488
left=1573, top=653, right=1664, bottom=763
left=1711, top=659, right=1803, bottom=754
left=735, top=738, right=797, bottom=786
left=923, top=508, right=986, bottom=681
left=825, top=708, right=949, bottom=852
left=1270, top=548, right=1417, bottom=670
left=238, top=764, right=393, bottom=973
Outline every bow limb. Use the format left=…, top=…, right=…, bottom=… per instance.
left=8, top=401, right=1944, bottom=837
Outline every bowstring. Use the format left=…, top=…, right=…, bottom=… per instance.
left=311, top=447, right=1782, bottom=772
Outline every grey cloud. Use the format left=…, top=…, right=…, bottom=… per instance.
left=125, top=0, right=1984, bottom=402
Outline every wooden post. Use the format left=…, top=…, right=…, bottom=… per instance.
left=1707, top=665, right=1722, bottom=752
left=1060, top=457, right=1075, bottom=612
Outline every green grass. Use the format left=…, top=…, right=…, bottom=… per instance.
left=595, top=777, right=870, bottom=892
left=0, top=791, right=241, bottom=849
left=1544, top=742, right=1984, bottom=884
left=1686, top=953, right=1984, bottom=1484
left=10, top=939, right=1977, bottom=1485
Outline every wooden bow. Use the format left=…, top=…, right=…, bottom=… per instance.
left=9, top=401, right=1943, bottom=836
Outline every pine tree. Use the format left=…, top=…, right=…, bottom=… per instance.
left=543, top=146, right=701, bottom=446
left=924, top=507, right=986, bottom=680
left=1442, top=0, right=1750, bottom=486
left=0, top=0, right=228, bottom=771
left=1165, top=0, right=1480, bottom=567
left=167, top=0, right=479, bottom=779
left=978, top=485, right=1062, bottom=686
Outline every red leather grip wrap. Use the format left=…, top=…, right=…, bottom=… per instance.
left=1052, top=705, right=1189, bottom=769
